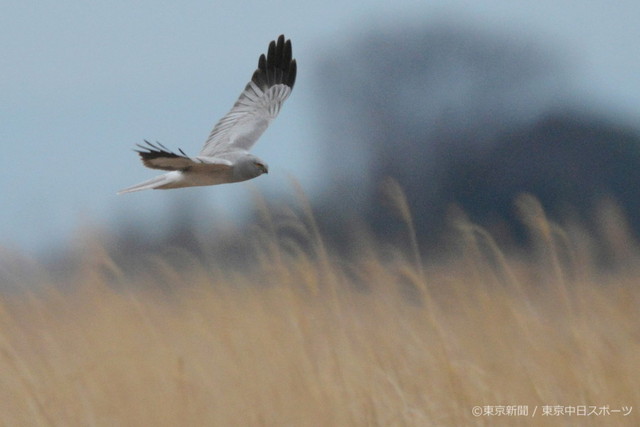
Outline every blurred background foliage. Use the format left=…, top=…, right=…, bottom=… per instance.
left=312, top=26, right=640, bottom=252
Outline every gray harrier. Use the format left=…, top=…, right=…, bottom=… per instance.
left=118, top=35, right=297, bottom=194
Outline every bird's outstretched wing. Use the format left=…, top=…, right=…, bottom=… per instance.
left=136, top=140, right=232, bottom=172
left=199, top=35, right=297, bottom=157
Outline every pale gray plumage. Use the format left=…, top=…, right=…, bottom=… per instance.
left=118, top=35, right=296, bottom=194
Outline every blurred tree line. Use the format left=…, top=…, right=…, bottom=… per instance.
left=312, top=25, right=640, bottom=255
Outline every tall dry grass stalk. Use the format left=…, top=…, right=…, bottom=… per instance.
left=1, top=193, right=639, bottom=426
left=381, top=178, right=425, bottom=288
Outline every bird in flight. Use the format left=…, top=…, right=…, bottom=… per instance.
left=118, top=35, right=297, bottom=194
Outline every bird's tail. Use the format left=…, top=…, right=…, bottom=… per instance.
left=117, top=173, right=181, bottom=195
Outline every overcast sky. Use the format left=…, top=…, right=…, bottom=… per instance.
left=2, top=0, right=640, bottom=255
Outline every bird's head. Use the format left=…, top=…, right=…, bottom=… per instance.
left=233, top=155, right=269, bottom=182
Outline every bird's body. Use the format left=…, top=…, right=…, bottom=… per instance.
left=118, top=35, right=296, bottom=194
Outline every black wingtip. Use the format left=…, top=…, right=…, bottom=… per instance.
left=134, top=140, right=188, bottom=162
left=251, top=35, right=296, bottom=90
left=288, top=59, right=297, bottom=89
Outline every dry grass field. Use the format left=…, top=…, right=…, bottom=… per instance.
left=1, top=193, right=639, bottom=426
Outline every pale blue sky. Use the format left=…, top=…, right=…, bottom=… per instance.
left=2, top=0, right=640, bottom=254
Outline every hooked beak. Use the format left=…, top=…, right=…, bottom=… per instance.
left=254, top=161, right=268, bottom=175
